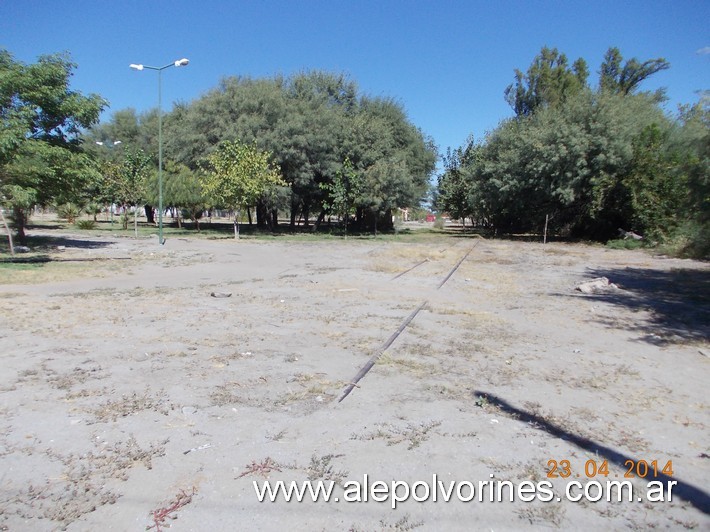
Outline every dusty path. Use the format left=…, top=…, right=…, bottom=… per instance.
left=0, top=232, right=708, bottom=530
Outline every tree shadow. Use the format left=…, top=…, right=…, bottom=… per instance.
left=476, top=390, right=710, bottom=514
left=575, top=267, right=710, bottom=345
left=24, top=234, right=116, bottom=250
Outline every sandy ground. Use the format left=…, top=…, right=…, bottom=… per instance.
left=0, top=229, right=708, bottom=531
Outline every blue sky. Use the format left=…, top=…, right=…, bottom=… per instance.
left=1, top=0, right=708, bottom=165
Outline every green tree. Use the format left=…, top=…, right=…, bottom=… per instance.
left=104, top=149, right=152, bottom=234
left=164, top=72, right=436, bottom=232
left=446, top=47, right=675, bottom=241
left=200, top=140, right=285, bottom=239
left=599, top=47, right=669, bottom=96
left=320, top=158, right=362, bottom=237
left=342, top=96, right=436, bottom=230
left=436, top=138, right=481, bottom=226
left=0, top=50, right=106, bottom=240
left=504, top=46, right=589, bottom=117
left=623, top=124, right=686, bottom=239
left=147, top=161, right=206, bottom=230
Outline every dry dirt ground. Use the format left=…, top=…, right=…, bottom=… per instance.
left=0, top=230, right=708, bottom=531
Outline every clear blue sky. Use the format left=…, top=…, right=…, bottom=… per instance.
left=1, top=0, right=708, bottom=166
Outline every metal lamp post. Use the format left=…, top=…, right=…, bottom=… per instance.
left=129, top=58, right=189, bottom=245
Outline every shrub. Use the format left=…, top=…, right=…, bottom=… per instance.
left=76, top=219, right=96, bottom=230
left=56, top=203, right=82, bottom=223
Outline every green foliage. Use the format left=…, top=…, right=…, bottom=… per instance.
left=439, top=45, right=692, bottom=248
left=165, top=71, right=436, bottom=229
left=320, top=158, right=362, bottom=237
left=599, top=47, right=670, bottom=96
left=100, top=149, right=151, bottom=234
left=200, top=140, right=285, bottom=238
left=145, top=161, right=206, bottom=228
left=84, top=202, right=103, bottom=221
left=75, top=219, right=96, bottom=230
left=56, top=202, right=82, bottom=223
left=624, top=124, right=686, bottom=239
left=437, top=137, right=481, bottom=222
left=605, top=238, right=645, bottom=250
left=104, top=149, right=152, bottom=208
left=0, top=49, right=107, bottom=239
left=504, top=46, right=589, bottom=117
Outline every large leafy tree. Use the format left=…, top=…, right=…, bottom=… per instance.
left=437, top=138, right=481, bottom=225
left=441, top=46, right=678, bottom=241
left=200, top=140, right=285, bottom=239
left=0, top=50, right=106, bottom=240
left=343, top=95, right=436, bottom=230
left=164, top=71, right=436, bottom=231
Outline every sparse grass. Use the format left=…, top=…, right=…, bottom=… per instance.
left=266, top=429, right=287, bottom=441
left=377, top=352, right=439, bottom=376
left=306, top=453, right=348, bottom=484
left=0, top=256, right=128, bottom=284
left=7, top=435, right=167, bottom=528
left=352, top=420, right=442, bottom=450
left=275, top=374, right=340, bottom=407
left=379, top=514, right=424, bottom=531
left=89, top=390, right=172, bottom=423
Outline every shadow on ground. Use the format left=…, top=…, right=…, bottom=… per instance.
left=476, top=390, right=710, bottom=515
left=23, top=234, right=116, bottom=250
left=575, top=267, right=710, bottom=345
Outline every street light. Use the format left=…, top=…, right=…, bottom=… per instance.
left=130, top=58, right=189, bottom=244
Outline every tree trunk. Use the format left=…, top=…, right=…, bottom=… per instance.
left=256, top=201, right=268, bottom=229
left=303, top=201, right=310, bottom=228
left=145, top=205, right=155, bottom=224
left=313, top=209, right=326, bottom=232
left=290, top=195, right=298, bottom=229
left=1, top=207, right=15, bottom=255
left=234, top=208, right=240, bottom=240
left=12, top=207, right=27, bottom=243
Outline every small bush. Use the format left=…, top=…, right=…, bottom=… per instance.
left=659, top=221, right=710, bottom=259
left=76, top=219, right=97, bottom=230
left=433, top=216, right=445, bottom=230
left=56, top=203, right=82, bottom=223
